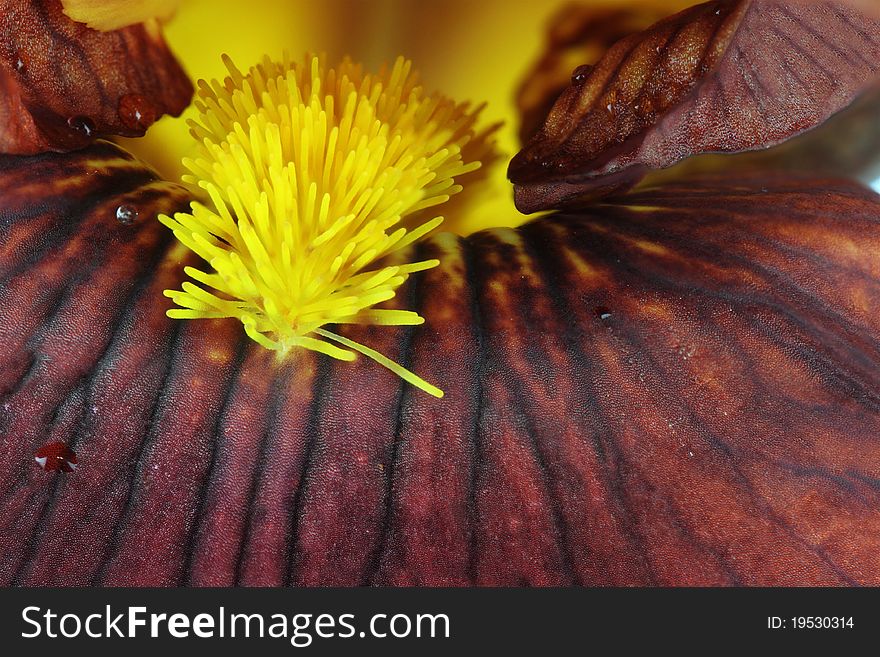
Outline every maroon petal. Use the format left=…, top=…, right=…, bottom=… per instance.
left=643, top=80, right=880, bottom=188
left=509, top=0, right=880, bottom=212
left=0, top=0, right=192, bottom=154
left=2, top=144, right=880, bottom=585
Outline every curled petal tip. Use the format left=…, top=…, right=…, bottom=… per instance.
left=0, top=0, right=192, bottom=154
left=514, top=0, right=880, bottom=212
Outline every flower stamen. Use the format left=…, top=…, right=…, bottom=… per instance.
left=160, top=53, right=496, bottom=397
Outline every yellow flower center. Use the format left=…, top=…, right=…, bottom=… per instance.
left=160, top=54, right=496, bottom=397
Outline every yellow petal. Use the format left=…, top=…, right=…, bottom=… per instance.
left=61, top=0, right=180, bottom=30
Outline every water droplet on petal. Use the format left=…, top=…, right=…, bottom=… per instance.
left=67, top=115, right=95, bottom=138
left=571, top=65, right=592, bottom=85
left=115, top=204, right=139, bottom=225
left=117, top=93, right=157, bottom=130
left=34, top=442, right=78, bottom=473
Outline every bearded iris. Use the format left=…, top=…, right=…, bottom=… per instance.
left=50, top=0, right=702, bottom=393
left=3, top=0, right=880, bottom=589
left=56, top=0, right=571, bottom=395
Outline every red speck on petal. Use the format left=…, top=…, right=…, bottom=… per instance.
left=34, top=442, right=78, bottom=473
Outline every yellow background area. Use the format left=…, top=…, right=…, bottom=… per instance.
left=122, top=0, right=690, bottom=234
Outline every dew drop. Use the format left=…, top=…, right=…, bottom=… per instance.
left=117, top=93, right=157, bottom=130
left=595, top=306, right=612, bottom=320
left=34, top=442, right=78, bottom=473
left=67, top=115, right=95, bottom=138
left=571, top=65, right=592, bottom=85
left=116, top=204, right=139, bottom=225
left=10, top=50, right=29, bottom=73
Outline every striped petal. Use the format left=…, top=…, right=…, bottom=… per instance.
left=2, top=144, right=880, bottom=585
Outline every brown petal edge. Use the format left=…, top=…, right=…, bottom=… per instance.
left=509, top=0, right=880, bottom=213
left=0, top=0, right=192, bottom=154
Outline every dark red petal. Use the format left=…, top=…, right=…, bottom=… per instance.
left=0, top=0, right=192, bottom=154
left=509, top=0, right=880, bottom=212
left=2, top=144, right=880, bottom=585
left=644, top=80, right=880, bottom=188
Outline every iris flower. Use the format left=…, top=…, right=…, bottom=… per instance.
left=2, top=0, right=880, bottom=586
